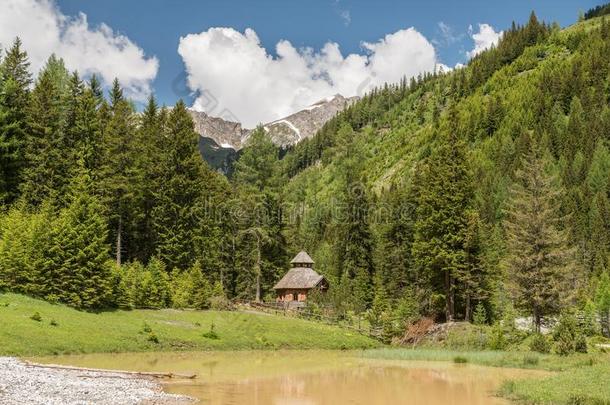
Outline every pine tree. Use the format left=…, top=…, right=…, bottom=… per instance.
left=412, top=132, right=473, bottom=321
left=144, top=257, right=171, bottom=308
left=21, top=56, right=72, bottom=207
left=589, top=192, right=610, bottom=274
left=238, top=226, right=272, bottom=302
left=152, top=100, right=228, bottom=271
left=41, top=160, right=112, bottom=309
left=0, top=38, right=31, bottom=203
left=97, top=90, right=137, bottom=266
left=503, top=144, right=576, bottom=332
left=0, top=205, right=48, bottom=295
left=596, top=272, right=610, bottom=337
left=130, top=95, right=162, bottom=262
left=234, top=126, right=279, bottom=191
left=189, top=260, right=212, bottom=309
left=109, top=78, right=124, bottom=109
left=331, top=123, right=375, bottom=312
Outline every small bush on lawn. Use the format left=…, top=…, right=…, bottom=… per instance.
left=30, top=312, right=42, bottom=322
left=553, top=312, right=587, bottom=355
left=202, top=322, right=219, bottom=340
left=529, top=333, right=551, bottom=353
left=49, top=319, right=58, bottom=326
left=575, top=335, right=588, bottom=353
left=488, top=323, right=508, bottom=350
left=147, top=332, right=159, bottom=343
left=453, top=356, right=468, bottom=364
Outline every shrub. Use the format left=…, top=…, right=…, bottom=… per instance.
left=579, top=300, right=599, bottom=337
left=202, top=322, right=219, bottom=340
left=49, top=319, right=58, bottom=327
left=473, top=303, right=487, bottom=325
left=209, top=295, right=232, bottom=311
left=142, top=322, right=152, bottom=333
left=147, top=332, right=159, bottom=343
left=488, top=322, right=508, bottom=350
left=453, top=356, right=468, bottom=364
left=529, top=333, right=551, bottom=353
left=574, top=335, right=588, bottom=353
left=553, top=312, right=581, bottom=356
left=30, top=312, right=42, bottom=322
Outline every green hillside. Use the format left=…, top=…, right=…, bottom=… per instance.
left=0, top=293, right=378, bottom=356
left=275, top=12, right=610, bottom=328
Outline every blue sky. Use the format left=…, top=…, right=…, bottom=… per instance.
left=1, top=0, right=599, bottom=125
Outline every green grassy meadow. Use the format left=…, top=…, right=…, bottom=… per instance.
left=0, top=293, right=378, bottom=356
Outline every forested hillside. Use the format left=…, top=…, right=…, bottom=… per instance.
left=1, top=7, right=609, bottom=343
left=277, top=12, right=610, bottom=333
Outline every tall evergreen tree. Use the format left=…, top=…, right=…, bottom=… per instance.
left=21, top=56, right=71, bottom=207
left=503, top=143, right=576, bottom=332
left=97, top=86, right=137, bottom=266
left=152, top=100, right=226, bottom=271
left=0, top=38, right=31, bottom=203
left=41, top=160, right=112, bottom=309
left=412, top=132, right=473, bottom=321
left=334, top=123, right=374, bottom=312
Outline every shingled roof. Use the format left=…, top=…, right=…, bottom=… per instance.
left=273, top=267, right=325, bottom=290
left=290, top=251, right=314, bottom=264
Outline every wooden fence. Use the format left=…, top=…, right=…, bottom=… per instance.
left=232, top=299, right=383, bottom=340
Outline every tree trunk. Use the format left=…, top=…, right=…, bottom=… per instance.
left=116, top=217, right=122, bottom=267
left=445, top=270, right=455, bottom=322
left=534, top=307, right=541, bottom=333
left=255, top=237, right=261, bottom=303
left=465, top=295, right=471, bottom=322
left=602, top=310, right=610, bottom=338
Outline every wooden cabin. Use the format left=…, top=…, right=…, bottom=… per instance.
left=273, top=251, right=328, bottom=306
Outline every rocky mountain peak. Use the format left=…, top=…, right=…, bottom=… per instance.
left=189, top=94, right=358, bottom=151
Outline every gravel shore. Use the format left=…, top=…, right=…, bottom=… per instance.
left=0, top=357, right=193, bottom=405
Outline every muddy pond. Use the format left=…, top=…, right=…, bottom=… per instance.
left=33, top=351, right=546, bottom=405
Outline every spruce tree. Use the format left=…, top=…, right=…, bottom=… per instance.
left=503, top=143, right=575, bottom=332
left=595, top=272, right=610, bottom=336
left=152, top=100, right=227, bottom=271
left=97, top=89, right=137, bottom=266
left=0, top=38, right=31, bottom=203
left=189, top=260, right=212, bottom=309
left=0, top=205, right=48, bottom=295
left=41, top=160, right=112, bottom=309
left=333, top=123, right=374, bottom=313
left=412, top=132, right=473, bottom=321
left=21, top=56, right=72, bottom=207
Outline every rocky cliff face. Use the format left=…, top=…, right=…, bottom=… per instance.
left=189, top=110, right=249, bottom=150
left=189, top=94, right=358, bottom=151
left=262, top=94, right=359, bottom=148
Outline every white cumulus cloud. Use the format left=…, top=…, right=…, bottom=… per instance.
left=467, top=23, right=503, bottom=58
left=178, top=27, right=439, bottom=127
left=0, top=0, right=158, bottom=100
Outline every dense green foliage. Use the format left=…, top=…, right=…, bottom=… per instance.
left=273, top=12, right=610, bottom=338
left=0, top=40, right=241, bottom=310
left=0, top=8, right=609, bottom=350
left=584, top=2, right=610, bottom=20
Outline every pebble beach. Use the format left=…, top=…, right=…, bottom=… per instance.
left=0, top=357, right=193, bottom=405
